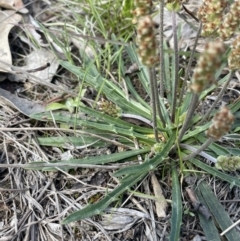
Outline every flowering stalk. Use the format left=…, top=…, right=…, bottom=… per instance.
left=178, top=40, right=225, bottom=142
left=170, top=11, right=179, bottom=122
left=165, top=0, right=183, bottom=122
left=159, top=0, right=164, bottom=99
left=182, top=105, right=234, bottom=160
left=149, top=68, right=159, bottom=142
left=177, top=94, right=199, bottom=143
left=182, top=138, right=214, bottom=161
left=136, top=14, right=166, bottom=140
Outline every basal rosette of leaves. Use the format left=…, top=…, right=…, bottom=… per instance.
left=27, top=0, right=240, bottom=240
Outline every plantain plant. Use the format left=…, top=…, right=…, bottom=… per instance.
left=28, top=0, right=240, bottom=239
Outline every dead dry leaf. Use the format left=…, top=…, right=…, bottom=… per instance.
left=10, top=49, right=59, bottom=83
left=14, top=0, right=23, bottom=9
left=14, top=0, right=28, bottom=13
left=18, top=15, right=44, bottom=47
left=0, top=0, right=15, bottom=10
left=151, top=174, right=168, bottom=217
left=0, top=10, right=21, bottom=73
left=0, top=0, right=28, bottom=13
left=100, top=208, right=150, bottom=231
left=0, top=88, right=45, bottom=116
left=125, top=63, right=139, bottom=76
left=24, top=49, right=59, bottom=83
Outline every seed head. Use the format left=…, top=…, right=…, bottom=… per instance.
left=132, top=0, right=153, bottom=23
left=198, top=0, right=228, bottom=37
left=228, top=35, right=240, bottom=70
left=190, top=40, right=225, bottom=94
left=216, top=155, right=240, bottom=171
left=206, top=106, right=234, bottom=140
left=218, top=0, right=240, bottom=40
left=137, top=15, right=158, bottom=66
left=97, top=98, right=120, bottom=117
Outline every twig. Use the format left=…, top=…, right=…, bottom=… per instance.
left=0, top=187, right=29, bottom=192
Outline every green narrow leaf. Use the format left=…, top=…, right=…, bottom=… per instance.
left=181, top=123, right=210, bottom=141
left=194, top=187, right=221, bottom=241
left=79, top=105, right=155, bottom=134
left=121, top=0, right=133, bottom=17
left=117, top=44, right=150, bottom=108
left=197, top=182, right=240, bottom=241
left=114, top=131, right=176, bottom=177
left=125, top=44, right=151, bottom=96
left=37, top=136, right=104, bottom=148
left=24, top=148, right=151, bottom=171
left=181, top=92, right=193, bottom=114
left=31, top=112, right=154, bottom=143
left=60, top=60, right=153, bottom=119
left=169, top=166, right=182, bottom=241
left=226, top=148, right=240, bottom=156
left=125, top=44, right=172, bottom=126
left=188, top=158, right=240, bottom=187
left=62, top=172, right=146, bottom=224
left=163, top=40, right=171, bottom=96
left=223, top=134, right=240, bottom=140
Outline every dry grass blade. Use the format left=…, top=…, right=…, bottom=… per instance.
left=151, top=173, right=167, bottom=218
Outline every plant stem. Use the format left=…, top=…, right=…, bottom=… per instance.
left=149, top=67, right=159, bottom=142
left=178, top=22, right=202, bottom=106
left=178, top=93, right=199, bottom=142
left=159, top=0, right=165, bottom=98
left=182, top=138, right=214, bottom=161
left=180, top=144, right=217, bottom=163
left=171, top=11, right=179, bottom=122
left=198, top=70, right=234, bottom=125
left=151, top=68, right=166, bottom=127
